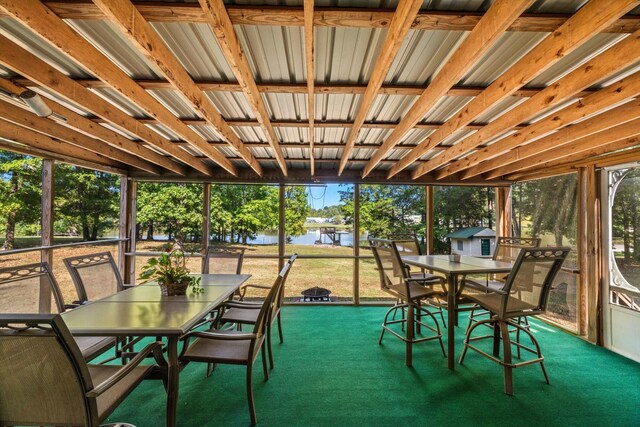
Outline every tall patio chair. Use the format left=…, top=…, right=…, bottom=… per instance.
left=0, top=262, right=116, bottom=362
left=0, top=313, right=166, bottom=427
left=459, top=246, right=570, bottom=395
left=370, top=238, right=445, bottom=366
left=179, top=259, right=293, bottom=425
left=63, top=252, right=127, bottom=302
left=216, top=254, right=298, bottom=369
left=202, top=246, right=245, bottom=274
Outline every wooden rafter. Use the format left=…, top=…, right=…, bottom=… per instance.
left=0, top=119, right=125, bottom=170
left=0, top=76, right=186, bottom=175
left=386, top=0, right=639, bottom=178
left=338, top=0, right=423, bottom=175
left=0, top=0, right=236, bottom=176
left=0, top=99, right=162, bottom=174
left=304, top=0, right=315, bottom=175
left=417, top=28, right=640, bottom=180
left=361, top=0, right=535, bottom=178
left=493, top=115, right=640, bottom=179
left=7, top=2, right=638, bottom=34
left=0, top=34, right=206, bottom=176
left=197, top=0, right=288, bottom=176
left=475, top=95, right=640, bottom=180
left=92, top=0, right=262, bottom=177
left=459, top=72, right=640, bottom=180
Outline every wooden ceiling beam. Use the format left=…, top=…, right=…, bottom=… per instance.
left=361, top=0, right=535, bottom=178
left=198, top=0, right=288, bottom=176
left=492, top=117, right=640, bottom=179
left=0, top=119, right=126, bottom=170
left=338, top=0, right=423, bottom=175
left=304, top=0, right=315, bottom=176
left=0, top=76, right=186, bottom=175
left=507, top=138, right=640, bottom=181
left=481, top=97, right=640, bottom=179
left=0, top=0, right=235, bottom=176
left=14, top=2, right=639, bottom=34
left=386, top=0, right=639, bottom=178
left=0, top=34, right=202, bottom=176
left=92, top=0, right=262, bottom=176
left=420, top=27, right=640, bottom=180
left=18, top=78, right=592, bottom=97
left=0, top=99, right=162, bottom=174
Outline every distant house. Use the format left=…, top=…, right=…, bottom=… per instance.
left=446, top=227, right=496, bottom=257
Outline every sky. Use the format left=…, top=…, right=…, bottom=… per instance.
left=306, top=184, right=349, bottom=209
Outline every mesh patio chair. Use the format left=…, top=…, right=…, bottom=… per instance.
left=0, top=313, right=166, bottom=427
left=464, top=237, right=542, bottom=333
left=216, top=254, right=297, bottom=369
left=180, top=259, right=293, bottom=425
left=63, top=252, right=127, bottom=302
left=0, top=262, right=116, bottom=362
left=201, top=246, right=245, bottom=274
left=459, top=246, right=570, bottom=395
left=370, top=238, right=446, bottom=366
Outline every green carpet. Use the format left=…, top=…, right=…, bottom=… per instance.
left=106, top=306, right=640, bottom=426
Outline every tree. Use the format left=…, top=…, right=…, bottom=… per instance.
left=0, top=151, right=42, bottom=249
left=137, top=183, right=203, bottom=242
left=285, top=186, right=309, bottom=238
left=55, top=165, right=120, bottom=241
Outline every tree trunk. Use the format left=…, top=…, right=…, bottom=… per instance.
left=2, top=211, right=16, bottom=250
left=146, top=223, right=154, bottom=240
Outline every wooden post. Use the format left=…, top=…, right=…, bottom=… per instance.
left=278, top=184, right=285, bottom=271
left=495, top=186, right=512, bottom=238
left=353, top=183, right=360, bottom=305
left=202, top=183, right=211, bottom=257
left=123, top=179, right=137, bottom=285
left=579, top=166, right=602, bottom=343
left=40, top=159, right=54, bottom=313
left=118, top=176, right=128, bottom=276
left=425, top=186, right=434, bottom=254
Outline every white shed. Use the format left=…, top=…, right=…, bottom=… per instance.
left=446, top=227, right=496, bottom=257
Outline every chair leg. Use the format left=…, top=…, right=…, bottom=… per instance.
left=415, top=302, right=422, bottom=335
left=500, top=320, right=514, bottom=396
left=206, top=362, right=216, bottom=378
left=261, top=342, right=269, bottom=380
left=515, top=320, right=550, bottom=385
left=246, top=364, right=257, bottom=425
left=277, top=311, right=284, bottom=343
left=267, top=324, right=274, bottom=370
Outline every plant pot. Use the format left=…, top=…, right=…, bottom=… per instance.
left=448, top=254, right=461, bottom=263
left=158, top=281, right=189, bottom=296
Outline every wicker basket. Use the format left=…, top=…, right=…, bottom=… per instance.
left=158, top=281, right=189, bottom=296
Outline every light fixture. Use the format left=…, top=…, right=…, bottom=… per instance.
left=19, top=90, right=52, bottom=118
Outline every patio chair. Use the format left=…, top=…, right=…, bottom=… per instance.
left=0, top=262, right=116, bottom=362
left=216, top=254, right=298, bottom=369
left=459, top=246, right=570, bottom=395
left=63, top=252, right=127, bottom=302
left=370, top=238, right=446, bottom=366
left=201, top=246, right=245, bottom=274
left=179, top=259, right=293, bottom=425
left=464, top=237, right=542, bottom=333
left=0, top=313, right=166, bottom=427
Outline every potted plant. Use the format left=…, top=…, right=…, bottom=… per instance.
left=139, top=245, right=202, bottom=296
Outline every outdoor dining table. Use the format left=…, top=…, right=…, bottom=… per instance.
left=401, top=255, right=512, bottom=370
left=61, top=273, right=251, bottom=427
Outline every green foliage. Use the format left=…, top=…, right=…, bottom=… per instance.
left=54, top=165, right=120, bottom=241
left=433, top=186, right=494, bottom=253
left=138, top=246, right=202, bottom=294
left=285, top=186, right=309, bottom=238
left=0, top=151, right=42, bottom=249
left=137, top=183, right=203, bottom=241
left=611, top=168, right=640, bottom=264
left=340, top=185, right=426, bottom=239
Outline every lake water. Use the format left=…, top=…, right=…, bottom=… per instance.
left=239, top=229, right=364, bottom=246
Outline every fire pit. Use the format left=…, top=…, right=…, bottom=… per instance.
left=301, top=286, right=331, bottom=302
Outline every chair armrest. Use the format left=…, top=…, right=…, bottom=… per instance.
left=182, top=330, right=257, bottom=341
left=87, top=341, right=164, bottom=398
left=123, top=283, right=135, bottom=289
left=238, top=283, right=271, bottom=300
left=223, top=301, right=262, bottom=309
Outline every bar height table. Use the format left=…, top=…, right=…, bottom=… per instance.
left=62, top=274, right=251, bottom=427
left=401, top=255, right=512, bottom=370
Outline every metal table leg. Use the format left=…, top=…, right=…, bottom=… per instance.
left=447, top=274, right=456, bottom=370
left=166, top=336, right=179, bottom=427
